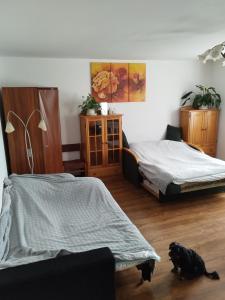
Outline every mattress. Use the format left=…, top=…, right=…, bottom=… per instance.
left=180, top=178, right=225, bottom=192
left=130, top=140, right=225, bottom=194
left=0, top=174, right=160, bottom=271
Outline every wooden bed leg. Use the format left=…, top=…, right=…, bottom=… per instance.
left=136, top=260, right=155, bottom=282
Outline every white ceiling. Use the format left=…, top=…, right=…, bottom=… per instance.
left=0, top=0, right=225, bottom=60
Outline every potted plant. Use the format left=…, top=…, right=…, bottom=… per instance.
left=181, top=85, right=221, bottom=109
left=79, top=94, right=101, bottom=115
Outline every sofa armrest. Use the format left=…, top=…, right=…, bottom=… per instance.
left=0, top=247, right=115, bottom=300
left=122, top=147, right=140, bottom=163
left=122, top=147, right=142, bottom=186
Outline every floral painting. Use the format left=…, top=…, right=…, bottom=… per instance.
left=91, top=62, right=146, bottom=102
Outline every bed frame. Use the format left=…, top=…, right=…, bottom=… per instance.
left=0, top=247, right=116, bottom=300
left=122, top=143, right=225, bottom=201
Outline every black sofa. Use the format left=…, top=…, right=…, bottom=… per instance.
left=0, top=247, right=115, bottom=300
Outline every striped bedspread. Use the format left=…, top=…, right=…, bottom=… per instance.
left=0, top=174, right=160, bottom=271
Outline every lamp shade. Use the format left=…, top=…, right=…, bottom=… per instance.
left=38, top=119, right=47, bottom=131
left=5, top=121, right=15, bottom=134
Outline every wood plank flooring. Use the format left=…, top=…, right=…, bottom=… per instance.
left=102, top=176, right=225, bottom=300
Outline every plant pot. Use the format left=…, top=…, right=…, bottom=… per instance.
left=199, top=105, right=209, bottom=110
left=86, top=109, right=97, bottom=116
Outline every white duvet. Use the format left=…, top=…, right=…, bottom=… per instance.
left=130, top=140, right=225, bottom=194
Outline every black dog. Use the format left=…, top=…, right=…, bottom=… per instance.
left=169, top=242, right=219, bottom=280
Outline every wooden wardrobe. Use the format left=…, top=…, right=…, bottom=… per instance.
left=2, top=87, right=63, bottom=174
left=180, top=107, right=219, bottom=157
left=80, top=114, right=122, bottom=177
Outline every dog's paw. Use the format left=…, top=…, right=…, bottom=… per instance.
left=179, top=272, right=186, bottom=280
left=179, top=275, right=185, bottom=281
left=171, top=267, right=178, bottom=273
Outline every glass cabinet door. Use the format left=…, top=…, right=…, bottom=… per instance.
left=107, top=119, right=121, bottom=164
left=88, top=120, right=104, bottom=167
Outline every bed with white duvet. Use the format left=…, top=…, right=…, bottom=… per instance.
left=0, top=173, right=159, bottom=275
left=130, top=140, right=225, bottom=194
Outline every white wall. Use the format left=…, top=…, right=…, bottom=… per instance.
left=211, top=63, right=225, bottom=160
left=0, top=57, right=210, bottom=146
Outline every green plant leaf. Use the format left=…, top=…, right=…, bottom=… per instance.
left=208, top=87, right=216, bottom=93
left=196, top=85, right=204, bottom=91
left=185, top=85, right=221, bottom=109
left=192, top=94, right=203, bottom=108
left=215, top=93, right=221, bottom=101
left=78, top=94, right=101, bottom=114
left=215, top=98, right=221, bottom=108
left=181, top=91, right=193, bottom=100
left=181, top=97, right=191, bottom=106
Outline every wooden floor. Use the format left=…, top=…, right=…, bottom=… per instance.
left=102, top=176, right=225, bottom=300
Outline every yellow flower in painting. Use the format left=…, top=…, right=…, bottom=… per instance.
left=92, top=71, right=119, bottom=99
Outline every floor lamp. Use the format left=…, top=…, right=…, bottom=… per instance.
left=5, top=109, right=47, bottom=174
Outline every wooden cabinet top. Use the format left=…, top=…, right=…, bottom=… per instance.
left=80, top=114, right=122, bottom=119
left=180, top=107, right=220, bottom=112
left=2, top=87, right=58, bottom=90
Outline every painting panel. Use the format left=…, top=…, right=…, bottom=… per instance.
left=111, top=63, right=129, bottom=102
left=128, top=63, right=146, bottom=102
left=91, top=62, right=112, bottom=102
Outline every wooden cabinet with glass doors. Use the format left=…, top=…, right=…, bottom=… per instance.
left=80, top=115, right=122, bottom=177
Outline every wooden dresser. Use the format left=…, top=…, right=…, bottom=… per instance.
left=180, top=107, right=219, bottom=157
left=2, top=87, right=63, bottom=174
left=80, top=114, right=122, bottom=177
